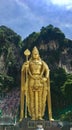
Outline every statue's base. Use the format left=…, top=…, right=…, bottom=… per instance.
left=19, top=119, right=70, bottom=130
left=0, top=119, right=70, bottom=130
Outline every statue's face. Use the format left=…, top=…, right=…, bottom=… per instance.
left=32, top=51, right=39, bottom=59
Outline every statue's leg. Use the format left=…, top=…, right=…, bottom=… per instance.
left=42, top=88, right=47, bottom=118
left=47, top=89, right=52, bottom=121
left=20, top=90, right=24, bottom=121
left=35, top=91, right=38, bottom=119
left=38, top=90, right=43, bottom=119
left=29, top=89, right=35, bottom=120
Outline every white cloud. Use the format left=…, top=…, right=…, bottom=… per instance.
left=50, top=0, right=72, bottom=6
left=61, top=23, right=72, bottom=28
left=0, top=0, right=72, bottom=39
left=42, top=0, right=72, bottom=10
left=66, top=5, right=72, bottom=10
left=14, top=0, right=30, bottom=9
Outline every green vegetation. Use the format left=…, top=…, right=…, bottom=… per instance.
left=0, top=74, right=14, bottom=92
left=50, top=68, right=72, bottom=121
left=0, top=25, right=22, bottom=89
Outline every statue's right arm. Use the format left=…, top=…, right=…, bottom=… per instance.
left=21, top=63, right=26, bottom=92
left=21, top=61, right=29, bottom=92
left=21, top=61, right=29, bottom=72
left=21, top=63, right=25, bottom=72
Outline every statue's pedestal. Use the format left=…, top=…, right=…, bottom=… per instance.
left=0, top=119, right=70, bottom=130
left=18, top=119, right=70, bottom=130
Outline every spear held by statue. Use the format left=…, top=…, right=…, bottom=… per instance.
left=20, top=49, right=30, bottom=120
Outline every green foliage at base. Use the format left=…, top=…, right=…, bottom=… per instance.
left=50, top=69, right=72, bottom=121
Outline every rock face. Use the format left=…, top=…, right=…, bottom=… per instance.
left=23, top=26, right=72, bottom=72
left=59, top=53, right=72, bottom=73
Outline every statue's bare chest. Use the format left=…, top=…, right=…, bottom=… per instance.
left=29, top=61, right=42, bottom=74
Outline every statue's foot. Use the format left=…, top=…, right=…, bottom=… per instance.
left=19, top=118, right=22, bottom=122
left=50, top=118, right=54, bottom=121
left=38, top=117, right=44, bottom=120
left=31, top=117, right=35, bottom=120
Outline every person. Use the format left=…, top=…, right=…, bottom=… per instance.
left=20, top=46, right=53, bottom=120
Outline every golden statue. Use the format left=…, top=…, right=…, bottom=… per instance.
left=20, top=46, right=53, bottom=120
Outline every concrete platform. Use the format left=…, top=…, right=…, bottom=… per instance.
left=0, top=119, right=70, bottom=130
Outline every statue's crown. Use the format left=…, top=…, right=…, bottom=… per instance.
left=32, top=46, right=39, bottom=54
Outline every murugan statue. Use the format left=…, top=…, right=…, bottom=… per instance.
left=20, top=46, right=53, bottom=120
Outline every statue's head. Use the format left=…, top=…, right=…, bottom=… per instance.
left=32, top=46, right=40, bottom=60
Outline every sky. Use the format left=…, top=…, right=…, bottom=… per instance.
left=0, top=0, right=72, bottom=40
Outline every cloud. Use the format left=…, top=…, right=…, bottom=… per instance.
left=0, top=0, right=46, bottom=38
left=61, top=23, right=72, bottom=28
left=66, top=5, right=72, bottom=10
left=14, top=0, right=30, bottom=10
left=49, top=0, right=72, bottom=10
left=50, top=0, right=72, bottom=5
left=0, top=0, right=34, bottom=25
left=60, top=23, right=72, bottom=40
left=0, top=0, right=72, bottom=39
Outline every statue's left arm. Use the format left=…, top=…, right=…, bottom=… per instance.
left=42, top=61, right=50, bottom=79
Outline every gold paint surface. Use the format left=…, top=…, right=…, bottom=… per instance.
left=20, top=46, right=53, bottom=121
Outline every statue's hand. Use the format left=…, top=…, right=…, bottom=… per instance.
left=24, top=61, right=29, bottom=68
left=42, top=78, right=47, bottom=82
